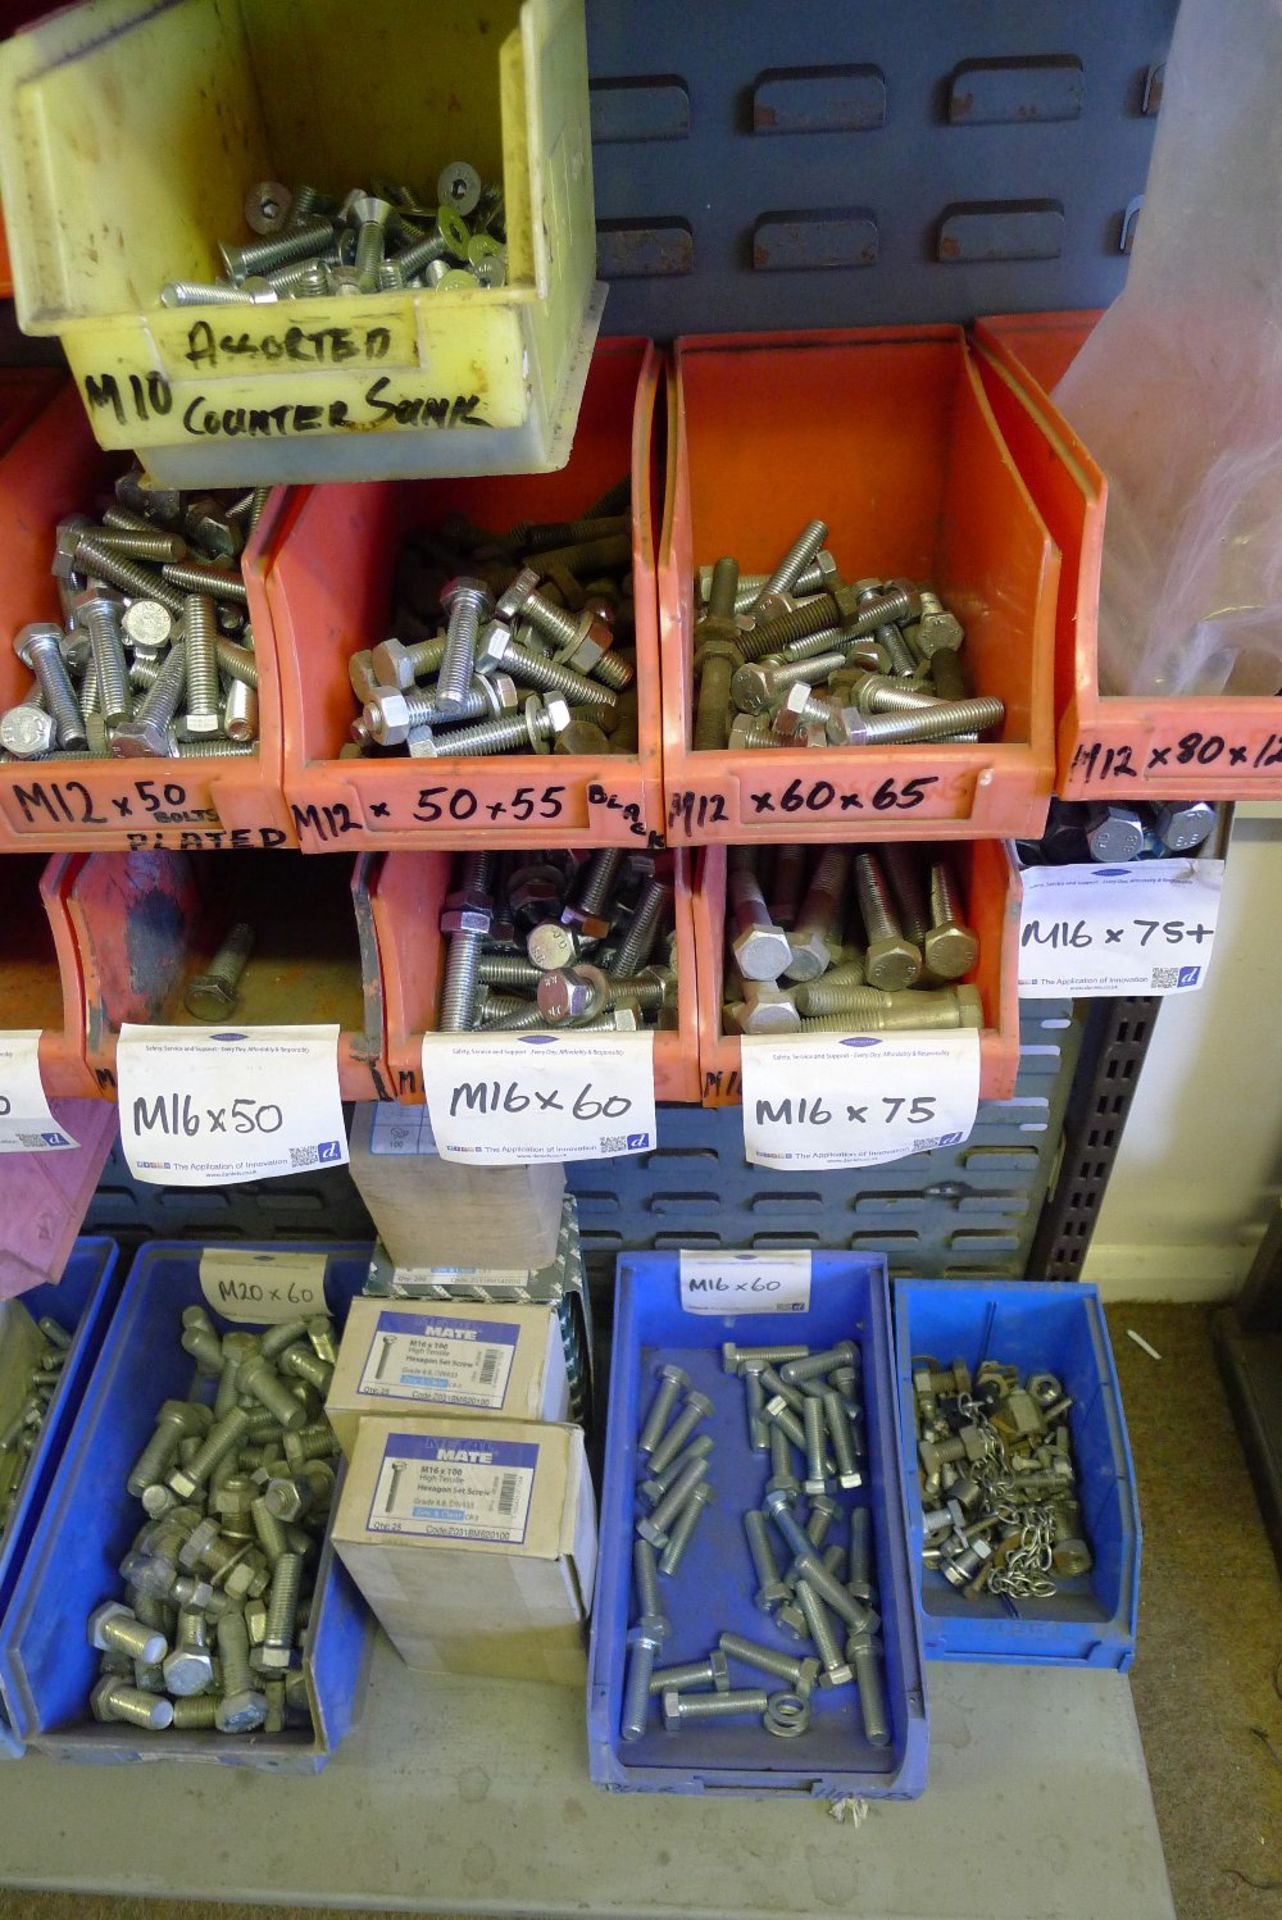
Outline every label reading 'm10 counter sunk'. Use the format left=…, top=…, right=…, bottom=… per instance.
left=368, top=1434, right=538, bottom=1546
left=357, top=1309, right=519, bottom=1410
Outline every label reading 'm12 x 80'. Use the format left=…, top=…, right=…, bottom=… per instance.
left=368, top=1433, right=539, bottom=1545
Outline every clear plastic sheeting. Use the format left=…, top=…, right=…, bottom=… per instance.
left=1053, top=0, right=1282, bottom=699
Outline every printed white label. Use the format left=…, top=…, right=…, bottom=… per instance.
left=117, top=1024, right=348, bottom=1187
left=358, top=1309, right=518, bottom=1409
left=679, top=1249, right=812, bottom=1315
left=368, top=1432, right=538, bottom=1544
left=420, top=1031, right=656, bottom=1165
left=0, top=1032, right=77, bottom=1154
left=741, top=1030, right=980, bottom=1171
left=1018, top=859, right=1223, bottom=997
left=368, top=1103, right=438, bottom=1157
left=199, top=1249, right=330, bottom=1325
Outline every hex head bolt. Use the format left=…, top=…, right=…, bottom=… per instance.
left=751, top=520, right=830, bottom=618
left=371, top=634, right=447, bottom=691
left=163, top=1609, right=216, bottom=1697
left=693, top=555, right=742, bottom=751
left=252, top=1495, right=290, bottom=1565
left=784, top=848, right=851, bottom=982
left=238, top=1355, right=307, bottom=1433
left=650, top=1650, right=729, bottom=1695
left=855, top=851, right=923, bottom=991
left=765, top=1418, right=799, bottom=1499
left=794, top=1580, right=853, bottom=1688
left=632, top=1537, right=666, bottom=1628
left=15, top=624, right=86, bottom=748
left=254, top=1551, right=304, bottom=1672
left=610, top=879, right=671, bottom=979
left=646, top=1390, right=715, bottom=1479
left=658, top=1481, right=713, bottom=1575
left=718, top=1632, right=820, bottom=1698
left=805, top=1493, right=840, bottom=1551
left=743, top=1508, right=790, bottom=1610
left=801, top=1395, right=829, bottom=1495
left=167, top=1406, right=252, bottom=1502
left=91, top=1677, right=174, bottom=1731
left=662, top=1687, right=769, bottom=1730
left=637, top=1433, right=713, bottom=1503
left=1153, top=799, right=1216, bottom=852
left=847, top=1630, right=890, bottom=1745
left=215, top=1607, right=268, bottom=1733
left=436, top=577, right=494, bottom=714
left=413, top=693, right=562, bottom=758
left=636, top=1455, right=710, bottom=1548
left=73, top=535, right=186, bottom=618
left=76, top=593, right=131, bottom=725
left=127, top=1399, right=211, bottom=1497
left=89, top=1601, right=168, bottom=1666
left=181, top=593, right=222, bottom=737
left=278, top=1341, right=333, bottom=1395
left=638, top=1365, right=691, bottom=1457
left=743, top=1364, right=770, bottom=1452
left=762, top=1395, right=811, bottom=1460
left=440, top=850, right=496, bottom=1031
left=621, top=1615, right=667, bottom=1741
left=823, top=1390, right=863, bottom=1490
left=111, top=640, right=188, bottom=757
left=746, top=579, right=917, bottom=666
left=477, top=622, right=619, bottom=710
left=842, top=695, right=1005, bottom=746
left=728, top=850, right=793, bottom=982
left=184, top=920, right=255, bottom=1020
left=926, top=857, right=980, bottom=980
left=723, top=1341, right=809, bottom=1373
left=847, top=1506, right=875, bottom=1604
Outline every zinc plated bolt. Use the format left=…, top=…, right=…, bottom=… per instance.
left=637, top=1433, right=713, bottom=1504
left=411, top=693, right=564, bottom=759
left=611, top=880, right=670, bottom=979
left=215, top=1608, right=267, bottom=1732
left=162, top=561, right=248, bottom=605
left=111, top=641, right=188, bottom=757
left=841, top=695, right=1004, bottom=746
left=732, top=652, right=845, bottom=716
left=225, top=678, right=258, bottom=743
left=784, top=848, right=851, bottom=982
left=440, top=851, right=495, bottom=1031
left=794, top=1581, right=853, bottom=1688
left=771, top=681, right=843, bottom=743
left=477, top=621, right=618, bottom=710
left=646, top=1390, right=714, bottom=1478
left=926, top=857, right=980, bottom=980
left=184, top=921, right=255, bottom=1019
left=658, top=1481, right=713, bottom=1575
left=621, top=1616, right=667, bottom=1741
left=183, top=593, right=222, bottom=737
left=846, top=670, right=938, bottom=716
left=15, top=624, right=87, bottom=748
left=437, top=577, right=494, bottom=713
left=74, top=536, right=186, bottom=617
left=633, top=1537, right=665, bottom=1625
left=751, top=519, right=829, bottom=618
left=743, top=1509, right=790, bottom=1609
left=160, top=280, right=278, bottom=308
left=76, top=592, right=131, bottom=725
left=662, top=1688, right=768, bottom=1730
left=636, top=1455, right=709, bottom=1547
left=802, top=1395, right=828, bottom=1494
left=855, top=850, right=923, bottom=991
left=372, top=633, right=448, bottom=691
left=718, top=1632, right=820, bottom=1698
left=650, top=1650, right=729, bottom=1695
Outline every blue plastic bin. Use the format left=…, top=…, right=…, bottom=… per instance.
left=893, top=1278, right=1140, bottom=1670
left=588, top=1252, right=928, bottom=1798
left=0, top=1236, right=120, bottom=1759
left=1, top=1240, right=376, bottom=1770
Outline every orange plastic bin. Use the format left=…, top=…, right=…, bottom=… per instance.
left=659, top=328, right=1058, bottom=846
left=0, top=853, right=95, bottom=1099
left=60, top=848, right=388, bottom=1099
left=691, top=840, right=1021, bottom=1108
left=976, top=310, right=1282, bottom=800
left=368, top=847, right=701, bottom=1105
left=0, top=384, right=295, bottom=851
left=265, top=339, right=664, bottom=854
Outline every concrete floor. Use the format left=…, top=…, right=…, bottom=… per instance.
left=0, top=1301, right=1276, bottom=1920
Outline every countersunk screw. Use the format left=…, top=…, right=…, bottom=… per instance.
left=794, top=1581, right=853, bottom=1688
left=637, top=1362, right=690, bottom=1457
left=621, top=1615, right=667, bottom=1741
left=926, top=857, right=980, bottom=980
left=160, top=280, right=279, bottom=308
left=438, top=577, right=494, bottom=714
left=650, top=1650, right=729, bottom=1695
left=841, top=695, right=1004, bottom=745
left=646, top=1390, right=715, bottom=1478
left=662, top=1688, right=768, bottom=1730
left=110, top=641, right=188, bottom=758
left=743, top=1508, right=790, bottom=1610
left=221, top=218, right=332, bottom=283
left=185, top=921, right=255, bottom=1020
left=855, top=850, right=923, bottom=991
left=15, top=624, right=86, bottom=748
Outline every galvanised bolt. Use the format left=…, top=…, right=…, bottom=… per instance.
left=215, top=1608, right=267, bottom=1733
left=743, top=1363, right=769, bottom=1452
left=437, top=577, right=494, bottom=714
left=822, top=1389, right=863, bottom=1490
left=238, top=1356, right=307, bottom=1434
left=15, top=624, right=86, bottom=748
left=723, top=1341, right=810, bottom=1374
left=764, top=1487, right=813, bottom=1562
left=650, top=1650, right=729, bottom=1695
left=88, top=1601, right=168, bottom=1666
left=633, top=1537, right=665, bottom=1626
left=790, top=1548, right=873, bottom=1634
left=784, top=848, right=851, bottom=981
left=127, top=1399, right=211, bottom=1497
left=841, top=695, right=1004, bottom=746
left=278, top=1342, right=332, bottom=1394
left=855, top=851, right=922, bottom=992
left=762, top=1395, right=811, bottom=1458
left=254, top=1551, right=304, bottom=1671
left=91, top=1678, right=174, bottom=1731
left=167, top=1407, right=252, bottom=1501
left=662, top=1687, right=769, bottom=1730
left=751, top=520, right=829, bottom=619
left=728, top=850, right=792, bottom=982
left=926, top=857, right=980, bottom=980
left=636, top=1454, right=710, bottom=1549
left=180, top=1309, right=222, bottom=1374
left=802, top=1395, right=828, bottom=1495
left=621, top=1616, right=667, bottom=1741
left=805, top=1492, right=840, bottom=1550
left=794, top=1580, right=853, bottom=1688
left=847, top=1630, right=890, bottom=1745
left=170, top=1695, right=218, bottom=1730
left=251, top=1495, right=289, bottom=1565
left=765, top=1421, right=799, bottom=1498
left=162, top=1608, right=216, bottom=1696
left=848, top=1507, right=874, bottom=1605
left=743, top=1509, right=790, bottom=1610
left=646, top=1389, right=715, bottom=1478
left=658, top=1480, right=713, bottom=1575
left=110, top=640, right=188, bottom=757
left=693, top=555, right=742, bottom=752
left=182, top=593, right=222, bottom=737
left=610, top=879, right=671, bottom=979
left=637, top=1433, right=713, bottom=1504
left=718, top=1632, right=820, bottom=1698
left=184, top=921, right=255, bottom=1020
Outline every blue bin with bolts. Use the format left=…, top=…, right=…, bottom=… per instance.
left=893, top=1279, right=1140, bottom=1670
left=0, top=1241, right=376, bottom=1769
left=0, top=1237, right=121, bottom=1759
left=587, top=1250, right=928, bottom=1797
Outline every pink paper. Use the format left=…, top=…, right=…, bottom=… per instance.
left=0, top=1102, right=118, bottom=1299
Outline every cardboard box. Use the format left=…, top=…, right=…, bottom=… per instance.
left=347, top=1103, right=565, bottom=1272
left=326, top=1299, right=571, bottom=1458
left=332, top=1416, right=597, bottom=1686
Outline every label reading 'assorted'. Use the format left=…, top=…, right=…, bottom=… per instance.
left=420, top=1030, right=657, bottom=1165
left=368, top=1433, right=538, bottom=1545
left=1018, top=860, right=1223, bottom=997
left=117, top=1024, right=348, bottom=1186
left=741, top=1031, right=980, bottom=1171
left=0, top=1032, right=77, bottom=1153
left=679, top=1250, right=812, bottom=1316
left=358, top=1310, right=518, bottom=1410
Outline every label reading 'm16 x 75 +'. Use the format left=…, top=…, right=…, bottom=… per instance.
left=1017, top=860, right=1223, bottom=997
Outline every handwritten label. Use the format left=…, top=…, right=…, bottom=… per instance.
left=0, top=1033, right=77, bottom=1154
left=679, top=1250, right=812, bottom=1315
left=199, top=1248, right=329, bottom=1324
left=368, top=1431, right=538, bottom=1544
left=665, top=768, right=956, bottom=840
left=741, top=1031, right=980, bottom=1170
left=117, top=1024, right=348, bottom=1187
left=420, top=1030, right=656, bottom=1165
left=0, top=770, right=290, bottom=850
left=1069, top=729, right=1282, bottom=791
left=80, top=370, right=489, bottom=442
left=1018, top=859, right=1223, bottom=996
left=586, top=781, right=651, bottom=842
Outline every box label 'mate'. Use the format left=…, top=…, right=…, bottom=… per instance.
left=368, top=1432, right=539, bottom=1545
left=358, top=1309, right=519, bottom=1410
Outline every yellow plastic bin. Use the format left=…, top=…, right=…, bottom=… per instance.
left=0, top=0, right=604, bottom=486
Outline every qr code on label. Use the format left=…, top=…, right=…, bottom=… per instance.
left=600, top=1132, right=651, bottom=1155
left=288, top=1140, right=343, bottom=1169
left=1150, top=967, right=1178, bottom=990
